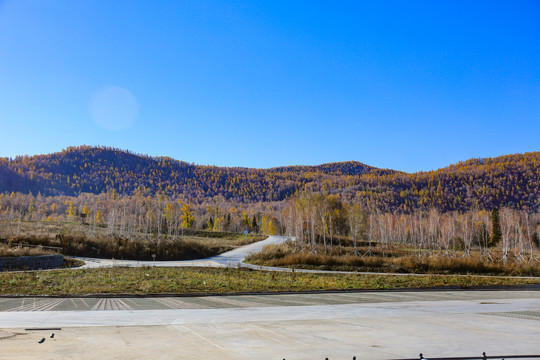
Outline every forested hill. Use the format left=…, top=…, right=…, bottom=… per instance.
left=0, top=146, right=538, bottom=212
left=0, top=146, right=383, bottom=202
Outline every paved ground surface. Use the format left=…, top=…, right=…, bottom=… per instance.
left=0, top=290, right=539, bottom=312
left=0, top=290, right=539, bottom=360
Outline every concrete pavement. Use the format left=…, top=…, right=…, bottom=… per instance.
left=1, top=290, right=539, bottom=313
left=0, top=290, right=539, bottom=359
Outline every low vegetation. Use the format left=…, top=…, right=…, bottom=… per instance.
left=11, top=233, right=265, bottom=261
left=0, top=244, right=82, bottom=270
left=1, top=221, right=266, bottom=260
left=1, top=267, right=539, bottom=296
left=0, top=243, right=56, bottom=257
left=246, top=243, right=540, bottom=276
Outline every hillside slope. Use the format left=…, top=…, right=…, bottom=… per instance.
left=0, top=146, right=382, bottom=202
left=345, top=152, right=539, bottom=212
left=0, top=146, right=538, bottom=212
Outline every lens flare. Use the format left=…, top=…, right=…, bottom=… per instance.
left=90, top=86, right=138, bottom=131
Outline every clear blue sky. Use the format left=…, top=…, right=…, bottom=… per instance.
left=0, top=1, right=539, bottom=172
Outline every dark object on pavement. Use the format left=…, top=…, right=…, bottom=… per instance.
left=50, top=333, right=55, bottom=338
left=38, top=337, right=45, bottom=344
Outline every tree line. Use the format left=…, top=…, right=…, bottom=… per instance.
left=0, top=191, right=284, bottom=241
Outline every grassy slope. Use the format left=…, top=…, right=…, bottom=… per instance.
left=1, top=267, right=539, bottom=296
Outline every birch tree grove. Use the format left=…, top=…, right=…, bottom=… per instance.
left=281, top=193, right=539, bottom=264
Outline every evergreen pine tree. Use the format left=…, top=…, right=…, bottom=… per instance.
left=489, top=207, right=502, bottom=247
left=532, top=231, right=539, bottom=248
left=225, top=213, right=231, bottom=231
left=252, top=215, right=259, bottom=233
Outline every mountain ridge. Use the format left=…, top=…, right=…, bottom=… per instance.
left=3, top=145, right=388, bottom=173
left=0, top=146, right=538, bottom=212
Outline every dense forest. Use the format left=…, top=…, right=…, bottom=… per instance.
left=0, top=146, right=538, bottom=212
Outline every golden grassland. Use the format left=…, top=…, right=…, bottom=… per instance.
left=1, top=266, right=539, bottom=296
left=246, top=244, right=540, bottom=277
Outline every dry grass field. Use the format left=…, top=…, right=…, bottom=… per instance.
left=0, top=220, right=266, bottom=260
left=246, top=243, right=540, bottom=276
left=0, top=243, right=55, bottom=257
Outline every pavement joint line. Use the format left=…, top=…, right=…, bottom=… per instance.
left=122, top=298, right=141, bottom=308
left=155, top=297, right=211, bottom=309
left=5, top=298, right=61, bottom=312
left=116, top=298, right=131, bottom=310
left=236, top=323, right=291, bottom=346
left=180, top=325, right=226, bottom=351
left=91, top=299, right=104, bottom=311
left=201, top=296, right=266, bottom=308
left=250, top=323, right=311, bottom=347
